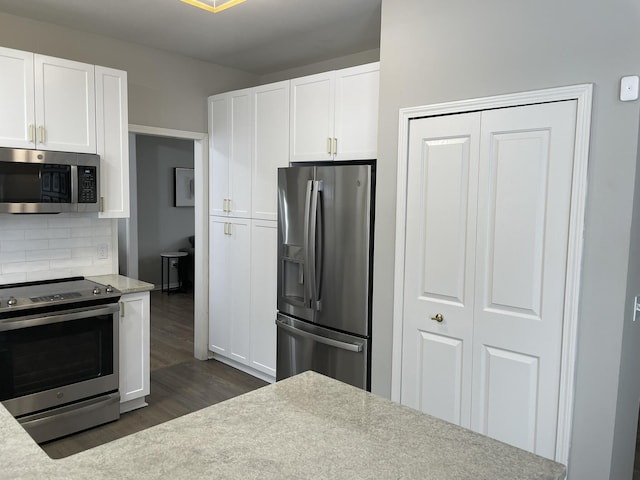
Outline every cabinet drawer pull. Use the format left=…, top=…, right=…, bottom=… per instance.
left=120, top=301, right=125, bottom=318
left=28, top=124, right=35, bottom=143
left=39, top=125, right=45, bottom=143
left=332, top=137, right=337, bottom=156
left=327, top=137, right=332, bottom=155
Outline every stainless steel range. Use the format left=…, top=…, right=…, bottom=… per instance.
left=0, top=277, right=121, bottom=443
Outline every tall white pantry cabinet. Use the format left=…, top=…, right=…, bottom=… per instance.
left=208, top=62, right=380, bottom=381
left=208, top=80, right=290, bottom=380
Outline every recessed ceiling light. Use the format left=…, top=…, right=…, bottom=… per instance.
left=180, top=0, right=247, bottom=14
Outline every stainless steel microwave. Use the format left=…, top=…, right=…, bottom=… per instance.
left=0, top=148, right=100, bottom=214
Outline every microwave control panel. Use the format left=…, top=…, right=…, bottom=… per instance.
left=78, top=166, right=98, bottom=203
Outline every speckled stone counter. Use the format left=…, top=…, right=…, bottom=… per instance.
left=87, top=274, right=154, bottom=294
left=0, top=371, right=566, bottom=479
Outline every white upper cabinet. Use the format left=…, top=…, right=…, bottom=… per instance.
left=209, top=89, right=252, bottom=218
left=290, top=62, right=379, bottom=162
left=0, top=47, right=97, bottom=154
left=0, top=47, right=35, bottom=149
left=333, top=63, right=379, bottom=161
left=289, top=71, right=334, bottom=162
left=96, top=66, right=129, bottom=218
left=252, top=81, right=289, bottom=221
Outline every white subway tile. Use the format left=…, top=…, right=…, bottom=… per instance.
left=49, top=216, right=92, bottom=229
left=28, top=228, right=71, bottom=240
left=2, top=239, right=49, bottom=252
left=71, top=247, right=97, bottom=258
left=71, top=227, right=93, bottom=238
left=0, top=273, right=27, bottom=284
left=26, top=269, right=73, bottom=282
left=50, top=258, right=93, bottom=270
left=27, top=249, right=71, bottom=261
left=3, top=260, right=50, bottom=274
left=49, top=237, right=92, bottom=249
left=0, top=251, right=26, bottom=263
left=0, top=230, right=25, bottom=241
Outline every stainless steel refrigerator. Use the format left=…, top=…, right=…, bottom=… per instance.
left=276, top=161, right=375, bottom=390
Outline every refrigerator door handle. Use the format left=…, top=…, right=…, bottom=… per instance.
left=313, top=180, right=324, bottom=311
left=276, top=318, right=363, bottom=353
left=303, top=179, right=313, bottom=308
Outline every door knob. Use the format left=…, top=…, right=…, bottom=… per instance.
left=431, top=313, right=444, bottom=323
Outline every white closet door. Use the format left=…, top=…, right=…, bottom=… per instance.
left=470, top=101, right=577, bottom=458
left=400, top=112, right=480, bottom=428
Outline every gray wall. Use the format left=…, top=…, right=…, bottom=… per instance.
left=0, top=12, right=258, bottom=133
left=136, top=135, right=194, bottom=286
left=375, top=1, right=640, bottom=478
left=259, top=48, right=380, bottom=84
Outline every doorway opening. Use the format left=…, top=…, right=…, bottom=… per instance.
left=119, top=124, right=209, bottom=361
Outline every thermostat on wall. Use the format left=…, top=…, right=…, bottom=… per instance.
left=620, top=75, right=639, bottom=101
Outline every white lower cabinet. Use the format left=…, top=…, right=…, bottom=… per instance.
left=119, top=291, right=150, bottom=413
left=249, top=220, right=278, bottom=376
left=208, top=217, right=277, bottom=381
left=209, top=216, right=252, bottom=364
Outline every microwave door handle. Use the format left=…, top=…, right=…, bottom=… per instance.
left=70, top=165, right=79, bottom=205
left=303, top=179, right=313, bottom=308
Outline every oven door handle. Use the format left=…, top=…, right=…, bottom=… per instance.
left=0, top=303, right=119, bottom=332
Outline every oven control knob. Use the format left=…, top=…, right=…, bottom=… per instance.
left=105, top=284, right=114, bottom=293
left=92, top=286, right=101, bottom=295
left=7, top=296, right=17, bottom=306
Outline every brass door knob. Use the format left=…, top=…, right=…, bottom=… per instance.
left=431, top=313, right=444, bottom=323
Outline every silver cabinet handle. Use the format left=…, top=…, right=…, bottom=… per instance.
left=327, top=137, right=332, bottom=155
left=28, top=124, right=35, bottom=143
left=276, top=318, right=363, bottom=352
left=39, top=125, right=45, bottom=143
left=332, top=137, right=337, bottom=156
left=120, top=301, right=125, bottom=318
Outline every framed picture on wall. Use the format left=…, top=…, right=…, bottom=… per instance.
left=174, top=167, right=195, bottom=207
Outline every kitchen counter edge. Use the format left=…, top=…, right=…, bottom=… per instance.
left=87, top=274, right=154, bottom=295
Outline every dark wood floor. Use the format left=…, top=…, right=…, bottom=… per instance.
left=41, top=290, right=267, bottom=459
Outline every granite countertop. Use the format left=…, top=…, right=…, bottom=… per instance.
left=87, top=274, right=154, bottom=295
left=0, top=371, right=565, bottom=479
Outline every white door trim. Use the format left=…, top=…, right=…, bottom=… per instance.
left=391, top=84, right=592, bottom=464
left=128, top=124, right=210, bottom=361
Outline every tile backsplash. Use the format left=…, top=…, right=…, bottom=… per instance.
left=0, top=214, right=116, bottom=284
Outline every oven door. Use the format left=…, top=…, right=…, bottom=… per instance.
left=0, top=303, right=119, bottom=418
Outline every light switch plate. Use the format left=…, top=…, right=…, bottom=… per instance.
left=620, top=75, right=639, bottom=101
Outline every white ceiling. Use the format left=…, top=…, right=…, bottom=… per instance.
left=0, top=0, right=381, bottom=75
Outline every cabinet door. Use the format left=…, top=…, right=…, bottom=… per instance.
left=250, top=220, right=277, bottom=377
left=209, top=216, right=251, bottom=364
left=252, top=81, right=289, bottom=221
left=228, top=90, right=252, bottom=218
left=96, top=66, right=129, bottom=218
left=34, top=55, right=96, bottom=153
left=209, top=90, right=252, bottom=217
left=209, top=94, right=230, bottom=216
left=334, top=62, right=379, bottom=161
left=119, top=292, right=150, bottom=404
left=290, top=71, right=334, bottom=162
left=0, top=47, right=35, bottom=149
